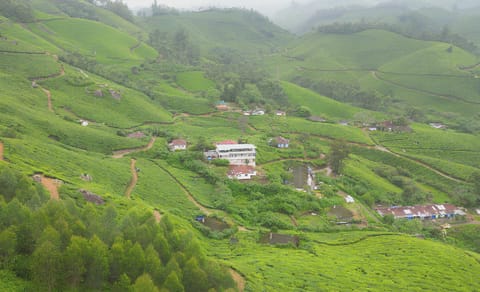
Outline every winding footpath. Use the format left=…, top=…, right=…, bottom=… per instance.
left=153, top=161, right=212, bottom=215
left=124, top=159, right=138, bottom=199
left=229, top=269, right=246, bottom=292
left=112, top=137, right=156, bottom=159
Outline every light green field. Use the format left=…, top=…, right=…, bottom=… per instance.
left=28, top=18, right=157, bottom=66
left=282, top=81, right=362, bottom=120
left=176, top=71, right=216, bottom=92
left=210, top=231, right=480, bottom=291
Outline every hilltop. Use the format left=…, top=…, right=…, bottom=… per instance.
left=0, top=1, right=480, bottom=291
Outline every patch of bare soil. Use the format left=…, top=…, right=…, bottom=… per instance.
left=124, top=159, right=138, bottom=199
left=0, top=141, right=3, bottom=161
left=40, top=176, right=61, bottom=200
left=229, top=269, right=245, bottom=292
left=153, top=210, right=162, bottom=223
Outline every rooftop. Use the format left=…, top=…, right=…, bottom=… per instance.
left=216, top=144, right=256, bottom=151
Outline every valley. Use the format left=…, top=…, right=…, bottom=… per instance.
left=0, top=0, right=479, bottom=291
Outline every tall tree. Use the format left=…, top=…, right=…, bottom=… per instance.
left=328, top=140, right=350, bottom=175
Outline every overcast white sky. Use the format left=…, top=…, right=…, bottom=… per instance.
left=124, top=0, right=310, bottom=15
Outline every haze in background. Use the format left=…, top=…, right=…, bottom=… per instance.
left=124, top=0, right=310, bottom=16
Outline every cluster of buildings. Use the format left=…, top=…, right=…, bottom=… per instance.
left=205, top=141, right=257, bottom=180
left=376, top=204, right=466, bottom=220
left=168, top=134, right=292, bottom=180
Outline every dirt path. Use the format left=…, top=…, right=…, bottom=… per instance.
left=0, top=141, right=3, bottom=161
left=290, top=215, right=298, bottom=227
left=229, top=269, right=246, bottom=292
left=38, top=175, right=61, bottom=200
left=124, top=159, right=138, bottom=199
left=41, top=88, right=54, bottom=112
left=153, top=210, right=162, bottom=223
left=112, top=137, right=156, bottom=158
left=151, top=161, right=212, bottom=215
left=369, top=143, right=464, bottom=183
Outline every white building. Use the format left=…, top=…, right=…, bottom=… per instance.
left=216, top=144, right=256, bottom=166
left=168, top=139, right=187, bottom=151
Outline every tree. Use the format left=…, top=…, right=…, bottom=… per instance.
left=163, top=271, right=184, bottom=292
left=182, top=257, right=209, bottom=292
left=64, top=236, right=88, bottom=288
left=328, top=140, right=350, bottom=175
left=133, top=273, right=159, bottom=292
left=112, top=273, right=132, bottom=292
left=84, top=235, right=109, bottom=289
left=32, top=240, right=63, bottom=291
left=0, top=228, right=16, bottom=268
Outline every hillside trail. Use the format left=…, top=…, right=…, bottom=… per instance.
left=153, top=210, right=162, bottom=223
left=124, top=159, right=138, bottom=199
left=35, top=64, right=65, bottom=113
left=112, top=137, right=156, bottom=158
left=41, top=88, right=54, bottom=112
left=0, top=141, right=3, bottom=161
left=369, top=142, right=464, bottom=183
left=229, top=269, right=246, bottom=292
left=153, top=161, right=250, bottom=231
left=155, top=162, right=212, bottom=215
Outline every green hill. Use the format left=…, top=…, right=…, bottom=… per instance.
left=1, top=2, right=480, bottom=291
left=141, top=8, right=292, bottom=57
left=266, top=29, right=480, bottom=119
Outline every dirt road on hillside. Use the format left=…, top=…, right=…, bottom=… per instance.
left=124, top=159, right=138, bottom=199
left=112, top=137, right=156, bottom=158
left=229, top=269, right=246, bottom=292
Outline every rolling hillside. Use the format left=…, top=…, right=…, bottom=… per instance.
left=141, top=8, right=292, bottom=57
left=265, top=29, right=480, bottom=118
left=1, top=1, right=480, bottom=291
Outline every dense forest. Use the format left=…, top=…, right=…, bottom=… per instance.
left=0, top=166, right=234, bottom=291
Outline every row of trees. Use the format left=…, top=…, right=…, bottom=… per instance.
left=292, top=76, right=390, bottom=111
left=0, top=0, right=35, bottom=23
left=0, top=165, right=234, bottom=291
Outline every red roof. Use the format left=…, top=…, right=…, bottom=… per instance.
left=169, top=139, right=187, bottom=146
left=228, top=165, right=256, bottom=176
left=216, top=140, right=237, bottom=145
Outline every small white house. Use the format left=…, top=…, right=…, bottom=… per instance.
left=345, top=195, right=355, bottom=203
left=252, top=109, right=265, bottom=116
left=227, top=165, right=257, bottom=180
left=168, top=139, right=187, bottom=151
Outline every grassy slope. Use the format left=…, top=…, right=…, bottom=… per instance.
left=266, top=29, right=480, bottom=117
left=1, top=7, right=480, bottom=291
left=282, top=81, right=362, bottom=120
left=141, top=9, right=292, bottom=55
left=28, top=18, right=157, bottom=67
left=210, top=231, right=480, bottom=291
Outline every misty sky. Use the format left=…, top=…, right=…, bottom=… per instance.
left=124, top=0, right=311, bottom=15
